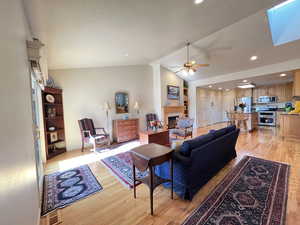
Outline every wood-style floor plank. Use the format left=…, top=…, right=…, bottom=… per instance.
left=41, top=124, right=300, bottom=225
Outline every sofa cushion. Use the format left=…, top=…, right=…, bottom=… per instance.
left=209, top=127, right=227, bottom=138
left=180, top=133, right=214, bottom=156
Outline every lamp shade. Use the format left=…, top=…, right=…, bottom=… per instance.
left=104, top=101, right=111, bottom=111
left=133, top=101, right=139, bottom=110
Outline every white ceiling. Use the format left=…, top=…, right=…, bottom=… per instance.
left=198, top=71, right=294, bottom=90
left=39, top=0, right=283, bottom=70
left=159, top=9, right=300, bottom=81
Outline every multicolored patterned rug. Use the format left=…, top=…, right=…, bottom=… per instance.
left=182, top=156, right=290, bottom=225
left=100, top=151, right=148, bottom=188
left=41, top=165, right=103, bottom=216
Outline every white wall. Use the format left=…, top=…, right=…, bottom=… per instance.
left=152, top=64, right=163, bottom=120
left=50, top=65, right=155, bottom=151
left=160, top=66, right=184, bottom=107
left=0, top=1, right=40, bottom=225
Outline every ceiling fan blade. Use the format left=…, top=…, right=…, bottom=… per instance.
left=174, top=68, right=184, bottom=74
left=169, top=65, right=183, bottom=68
left=195, top=63, right=209, bottom=67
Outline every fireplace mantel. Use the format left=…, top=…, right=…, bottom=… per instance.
left=163, top=106, right=185, bottom=128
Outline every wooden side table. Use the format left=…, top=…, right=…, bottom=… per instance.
left=139, top=129, right=170, bottom=147
left=130, top=143, right=174, bottom=215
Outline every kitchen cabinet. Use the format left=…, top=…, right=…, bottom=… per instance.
left=236, top=88, right=252, bottom=98
left=282, top=82, right=293, bottom=102
left=276, top=112, right=281, bottom=127
left=280, top=114, right=300, bottom=140
left=293, top=70, right=300, bottom=97
left=252, top=83, right=293, bottom=103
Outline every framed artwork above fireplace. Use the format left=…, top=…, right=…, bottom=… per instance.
left=167, top=85, right=180, bottom=100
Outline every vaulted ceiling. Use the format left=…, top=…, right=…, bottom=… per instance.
left=159, top=9, right=300, bottom=81
left=36, top=0, right=285, bottom=71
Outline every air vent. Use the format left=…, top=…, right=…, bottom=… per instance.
left=46, top=210, right=62, bottom=225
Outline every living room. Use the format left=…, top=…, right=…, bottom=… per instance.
left=1, top=1, right=300, bottom=225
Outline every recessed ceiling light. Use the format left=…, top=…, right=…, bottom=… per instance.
left=124, top=53, right=129, bottom=57
left=280, top=73, right=287, bottom=77
left=218, top=87, right=223, bottom=90
left=243, top=80, right=248, bottom=83
left=250, top=56, right=258, bottom=61
left=194, top=0, right=204, bottom=4
left=208, top=85, right=212, bottom=88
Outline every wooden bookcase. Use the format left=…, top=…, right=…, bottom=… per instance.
left=183, top=80, right=189, bottom=117
left=42, top=87, right=66, bottom=159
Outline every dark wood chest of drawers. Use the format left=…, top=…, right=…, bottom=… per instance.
left=113, top=119, right=139, bottom=143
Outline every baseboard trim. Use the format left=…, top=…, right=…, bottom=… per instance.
left=197, top=121, right=227, bottom=128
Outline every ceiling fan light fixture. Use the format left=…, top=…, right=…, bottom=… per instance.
left=174, top=42, right=210, bottom=76
left=182, top=70, right=188, bottom=76
left=188, top=68, right=195, bottom=75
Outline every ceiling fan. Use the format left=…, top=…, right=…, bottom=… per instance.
left=175, top=42, right=209, bottom=75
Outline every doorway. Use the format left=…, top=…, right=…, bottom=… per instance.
left=31, top=76, right=44, bottom=196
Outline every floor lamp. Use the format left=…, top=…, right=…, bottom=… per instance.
left=104, top=101, right=111, bottom=139
left=134, top=101, right=140, bottom=117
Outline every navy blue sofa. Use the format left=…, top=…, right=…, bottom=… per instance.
left=155, top=125, right=239, bottom=200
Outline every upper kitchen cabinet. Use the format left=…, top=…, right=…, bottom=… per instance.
left=293, top=70, right=300, bottom=97
left=282, top=82, right=293, bottom=102
left=253, top=83, right=293, bottom=103
left=236, top=88, right=252, bottom=99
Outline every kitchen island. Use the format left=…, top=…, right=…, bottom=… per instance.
left=279, top=113, right=300, bottom=140
left=229, top=112, right=258, bottom=132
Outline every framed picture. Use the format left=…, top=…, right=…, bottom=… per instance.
left=167, top=85, right=180, bottom=100
left=50, top=132, right=58, bottom=143
left=115, top=92, right=129, bottom=114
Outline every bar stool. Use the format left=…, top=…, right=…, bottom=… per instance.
left=235, top=113, right=248, bottom=132
left=226, top=111, right=236, bottom=126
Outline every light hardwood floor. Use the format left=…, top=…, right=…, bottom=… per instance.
left=41, top=124, right=300, bottom=225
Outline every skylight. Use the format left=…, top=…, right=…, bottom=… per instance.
left=267, top=0, right=300, bottom=46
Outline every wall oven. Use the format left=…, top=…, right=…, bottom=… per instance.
left=258, top=111, right=276, bottom=126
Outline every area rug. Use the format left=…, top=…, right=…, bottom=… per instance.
left=182, top=156, right=290, bottom=225
left=41, top=165, right=103, bottom=216
left=100, top=151, right=148, bottom=188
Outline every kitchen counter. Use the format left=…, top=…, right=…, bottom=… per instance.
left=229, top=112, right=258, bottom=132
left=279, top=114, right=300, bottom=140
left=279, top=112, right=300, bottom=116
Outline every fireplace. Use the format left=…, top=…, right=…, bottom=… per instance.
left=168, top=116, right=179, bottom=129
left=163, top=106, right=185, bottom=129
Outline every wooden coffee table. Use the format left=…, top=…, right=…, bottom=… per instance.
left=130, top=143, right=173, bottom=215
left=139, top=129, right=170, bottom=146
